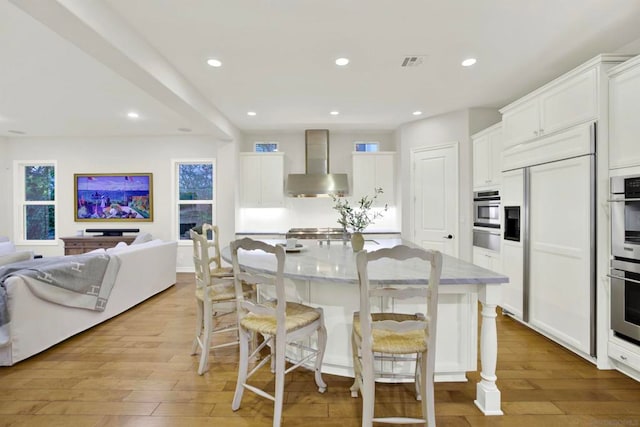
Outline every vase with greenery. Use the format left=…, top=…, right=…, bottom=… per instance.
left=331, top=187, right=388, bottom=251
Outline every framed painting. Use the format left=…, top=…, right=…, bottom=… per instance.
left=74, top=173, right=153, bottom=222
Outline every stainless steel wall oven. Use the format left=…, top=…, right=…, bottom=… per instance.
left=610, top=259, right=640, bottom=343
left=473, top=190, right=500, bottom=229
left=610, top=175, right=640, bottom=344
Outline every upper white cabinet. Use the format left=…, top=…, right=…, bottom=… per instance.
left=352, top=152, right=395, bottom=205
left=472, top=122, right=502, bottom=190
left=239, top=153, right=284, bottom=207
left=501, top=57, right=625, bottom=150
left=609, top=55, right=640, bottom=169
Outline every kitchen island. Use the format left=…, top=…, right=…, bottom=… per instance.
left=222, top=238, right=507, bottom=416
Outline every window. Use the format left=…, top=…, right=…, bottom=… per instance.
left=354, top=141, right=379, bottom=152
left=254, top=142, right=279, bottom=152
left=174, top=160, right=215, bottom=240
left=15, top=161, right=57, bottom=242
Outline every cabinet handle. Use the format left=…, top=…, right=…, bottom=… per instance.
left=539, top=128, right=544, bottom=134
left=620, top=355, right=628, bottom=361
left=533, top=130, right=539, bottom=136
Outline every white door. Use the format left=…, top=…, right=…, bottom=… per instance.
left=411, top=144, right=458, bottom=256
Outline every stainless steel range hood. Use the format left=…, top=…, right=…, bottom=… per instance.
left=286, top=129, right=349, bottom=197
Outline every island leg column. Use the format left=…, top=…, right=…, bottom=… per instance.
left=475, top=283, right=503, bottom=415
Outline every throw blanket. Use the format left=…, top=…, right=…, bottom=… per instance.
left=0, top=252, right=120, bottom=346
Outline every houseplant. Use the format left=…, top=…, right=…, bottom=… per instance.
left=331, top=187, right=388, bottom=251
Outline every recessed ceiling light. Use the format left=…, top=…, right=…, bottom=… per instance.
left=330, top=111, right=339, bottom=116
left=412, top=111, right=422, bottom=116
left=207, top=58, right=222, bottom=67
left=461, top=58, right=477, bottom=67
left=7, top=129, right=26, bottom=134
left=127, top=112, right=139, bottom=119
left=335, top=57, right=350, bottom=66
left=247, top=111, right=257, bottom=116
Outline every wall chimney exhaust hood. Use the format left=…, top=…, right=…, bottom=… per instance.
left=286, top=129, right=349, bottom=197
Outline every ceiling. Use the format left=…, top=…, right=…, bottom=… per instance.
left=2, top=0, right=640, bottom=139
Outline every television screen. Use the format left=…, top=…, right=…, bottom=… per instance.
left=74, top=173, right=153, bottom=222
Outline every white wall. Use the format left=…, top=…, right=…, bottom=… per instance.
left=2, top=135, right=238, bottom=270
left=397, top=108, right=500, bottom=262
left=237, top=130, right=399, bottom=232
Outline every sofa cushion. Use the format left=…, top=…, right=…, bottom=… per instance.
left=0, top=241, right=16, bottom=256
left=131, top=233, right=153, bottom=245
left=0, top=251, right=32, bottom=267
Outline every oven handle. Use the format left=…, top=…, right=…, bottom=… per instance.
left=608, top=198, right=640, bottom=203
left=607, top=274, right=640, bottom=286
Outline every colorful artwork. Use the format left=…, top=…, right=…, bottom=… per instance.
left=74, top=173, right=153, bottom=222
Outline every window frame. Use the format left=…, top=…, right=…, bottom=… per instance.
left=13, top=160, right=58, bottom=245
left=172, top=158, right=216, bottom=245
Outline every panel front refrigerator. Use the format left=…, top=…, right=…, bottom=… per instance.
left=501, top=149, right=595, bottom=357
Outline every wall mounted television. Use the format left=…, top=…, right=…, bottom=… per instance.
left=74, top=173, right=153, bottom=222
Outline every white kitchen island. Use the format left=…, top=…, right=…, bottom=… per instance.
left=222, top=238, right=507, bottom=416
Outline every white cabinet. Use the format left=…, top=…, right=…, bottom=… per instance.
left=609, top=55, right=640, bottom=169
left=473, top=247, right=502, bottom=273
left=352, top=152, right=395, bottom=205
left=239, top=153, right=284, bottom=207
left=472, top=123, right=502, bottom=190
left=500, top=169, right=524, bottom=320
left=502, top=66, right=598, bottom=149
left=609, top=337, right=640, bottom=381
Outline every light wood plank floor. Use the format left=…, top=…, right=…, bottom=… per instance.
left=1, top=273, right=640, bottom=426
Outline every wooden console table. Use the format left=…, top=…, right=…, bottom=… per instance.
left=60, top=235, right=137, bottom=255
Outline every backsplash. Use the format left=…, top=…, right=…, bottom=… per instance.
left=237, top=197, right=399, bottom=233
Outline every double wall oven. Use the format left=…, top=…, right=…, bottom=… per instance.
left=473, top=190, right=501, bottom=252
left=610, top=175, right=640, bottom=344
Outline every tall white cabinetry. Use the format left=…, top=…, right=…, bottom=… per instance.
left=499, top=54, right=632, bottom=362
left=502, top=66, right=598, bottom=149
left=472, top=122, right=502, bottom=190
left=239, top=153, right=284, bottom=207
left=352, top=152, right=395, bottom=205
left=609, top=55, right=640, bottom=169
left=500, top=169, right=524, bottom=320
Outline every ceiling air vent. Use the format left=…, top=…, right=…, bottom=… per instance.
left=401, top=55, right=426, bottom=67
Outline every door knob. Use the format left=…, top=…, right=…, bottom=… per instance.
left=443, top=234, right=454, bottom=239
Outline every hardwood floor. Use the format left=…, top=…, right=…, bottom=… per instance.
left=1, top=273, right=640, bottom=426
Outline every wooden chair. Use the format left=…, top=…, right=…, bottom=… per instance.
left=350, top=245, right=442, bottom=426
left=189, top=224, right=253, bottom=375
left=230, top=237, right=327, bottom=427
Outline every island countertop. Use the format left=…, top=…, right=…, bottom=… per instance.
left=221, top=238, right=508, bottom=286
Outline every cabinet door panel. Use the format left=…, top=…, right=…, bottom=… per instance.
left=610, top=63, right=640, bottom=169
left=528, top=156, right=592, bottom=354
left=260, top=155, right=284, bottom=206
left=240, top=155, right=262, bottom=206
left=375, top=154, right=394, bottom=204
left=540, top=68, right=597, bottom=136
left=473, top=135, right=491, bottom=189
left=502, top=100, right=539, bottom=149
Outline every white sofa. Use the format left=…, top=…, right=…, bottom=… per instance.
left=0, top=239, right=178, bottom=366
